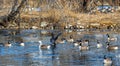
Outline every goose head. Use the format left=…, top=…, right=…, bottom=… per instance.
left=106, top=42, right=110, bottom=48
left=67, top=35, right=74, bottom=42
left=70, top=35, right=73, bottom=39
left=79, top=43, right=82, bottom=49
left=38, top=41, right=43, bottom=47
left=106, top=33, right=110, bottom=37
left=38, top=41, right=42, bottom=44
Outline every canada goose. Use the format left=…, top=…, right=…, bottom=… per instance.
left=97, top=40, right=102, bottom=49
left=4, top=41, right=12, bottom=47
left=57, top=38, right=66, bottom=44
left=108, top=37, right=117, bottom=42
left=106, top=34, right=117, bottom=42
left=106, top=42, right=118, bottom=51
left=103, top=56, right=112, bottom=66
left=73, top=40, right=82, bottom=47
left=39, top=32, right=62, bottom=50
left=79, top=43, right=89, bottom=51
left=67, top=35, right=74, bottom=43
left=39, top=41, right=51, bottom=49
left=82, top=40, right=89, bottom=46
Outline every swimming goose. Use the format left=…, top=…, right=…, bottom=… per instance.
left=39, top=41, right=51, bottom=49
left=97, top=40, right=102, bottom=49
left=79, top=43, right=89, bottom=51
left=67, top=35, right=74, bottom=43
left=5, top=44, right=11, bottom=47
left=38, top=32, right=62, bottom=49
left=108, top=37, right=117, bottom=42
left=0, top=41, right=11, bottom=47
left=103, top=56, right=112, bottom=66
left=106, top=34, right=117, bottom=42
left=56, top=38, right=66, bottom=44
left=106, top=42, right=118, bottom=51
left=82, top=40, right=89, bottom=46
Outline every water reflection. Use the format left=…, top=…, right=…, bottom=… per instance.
left=0, top=29, right=120, bottom=66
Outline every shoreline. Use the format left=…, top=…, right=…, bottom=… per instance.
left=0, top=13, right=120, bottom=30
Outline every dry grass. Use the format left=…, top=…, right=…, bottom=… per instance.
left=22, top=9, right=120, bottom=23
left=77, top=13, right=120, bottom=23
left=9, top=9, right=120, bottom=29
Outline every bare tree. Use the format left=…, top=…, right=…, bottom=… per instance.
left=0, top=0, right=27, bottom=27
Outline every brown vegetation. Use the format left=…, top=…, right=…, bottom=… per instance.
left=0, top=0, right=120, bottom=29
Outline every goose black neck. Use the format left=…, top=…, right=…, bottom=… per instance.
left=97, top=40, right=100, bottom=43
left=106, top=34, right=110, bottom=37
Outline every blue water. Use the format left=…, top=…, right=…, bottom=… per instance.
left=0, top=29, right=120, bottom=66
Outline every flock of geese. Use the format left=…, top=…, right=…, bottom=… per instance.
left=0, top=32, right=119, bottom=66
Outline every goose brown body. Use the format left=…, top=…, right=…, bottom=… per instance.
left=106, top=42, right=118, bottom=51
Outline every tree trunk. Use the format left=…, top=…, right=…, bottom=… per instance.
left=0, top=0, right=27, bottom=27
